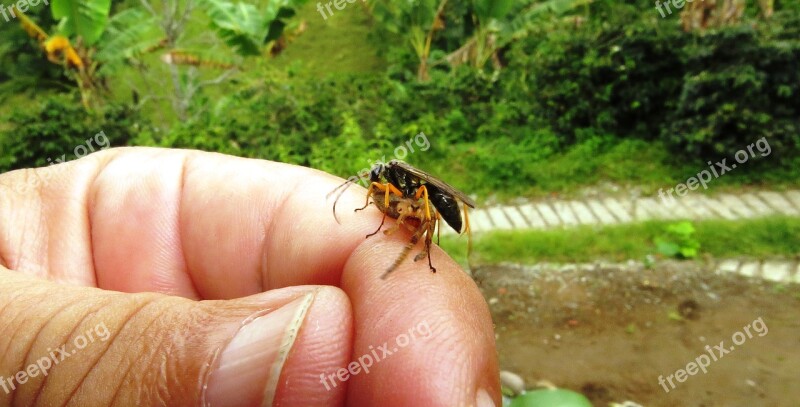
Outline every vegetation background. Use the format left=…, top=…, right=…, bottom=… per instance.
left=1, top=1, right=799, bottom=405
left=1, top=0, right=798, bottom=199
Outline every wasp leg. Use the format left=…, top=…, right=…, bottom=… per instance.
left=435, top=211, right=442, bottom=246
left=354, top=182, right=378, bottom=213
left=366, top=210, right=388, bottom=238
left=462, top=203, right=473, bottom=257
left=413, top=220, right=437, bottom=273
left=413, top=185, right=433, bottom=223
left=414, top=216, right=435, bottom=261
left=425, top=248, right=436, bottom=273
left=355, top=182, right=403, bottom=212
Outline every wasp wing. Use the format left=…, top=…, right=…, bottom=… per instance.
left=388, top=160, right=476, bottom=208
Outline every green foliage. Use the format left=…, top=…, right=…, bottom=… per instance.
left=371, top=0, right=590, bottom=75
left=0, top=5, right=69, bottom=100
left=308, top=111, right=390, bottom=177
left=94, top=8, right=160, bottom=71
left=2, top=0, right=800, bottom=202
left=0, top=94, right=147, bottom=172
left=663, top=18, right=800, bottom=165
left=503, top=5, right=799, bottom=170
left=506, top=14, right=686, bottom=142
left=474, top=0, right=514, bottom=22
left=198, top=0, right=309, bottom=56
left=51, top=0, right=112, bottom=45
left=654, top=221, right=700, bottom=259
left=199, top=0, right=273, bottom=55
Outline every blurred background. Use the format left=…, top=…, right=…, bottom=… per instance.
left=0, top=0, right=799, bottom=406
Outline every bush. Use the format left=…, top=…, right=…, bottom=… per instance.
left=503, top=6, right=687, bottom=143
left=664, top=18, right=800, bottom=164
left=505, top=8, right=799, bottom=168
left=0, top=93, right=148, bottom=172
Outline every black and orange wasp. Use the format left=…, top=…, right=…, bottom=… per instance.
left=329, top=160, right=475, bottom=278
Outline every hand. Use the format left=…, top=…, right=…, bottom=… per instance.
left=0, top=148, right=500, bottom=406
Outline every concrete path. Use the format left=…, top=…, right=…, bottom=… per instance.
left=456, top=189, right=800, bottom=234
left=495, top=258, right=800, bottom=285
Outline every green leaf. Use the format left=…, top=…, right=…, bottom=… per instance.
left=655, top=239, right=680, bottom=257
left=680, top=246, right=698, bottom=259
left=95, top=8, right=160, bottom=66
left=198, top=0, right=266, bottom=56
left=503, top=0, right=592, bottom=41
left=509, top=389, right=593, bottom=407
left=51, top=0, right=112, bottom=45
left=474, top=0, right=514, bottom=21
left=264, top=7, right=297, bottom=43
left=198, top=0, right=309, bottom=56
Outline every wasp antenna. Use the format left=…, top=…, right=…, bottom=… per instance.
left=328, top=177, right=362, bottom=224
left=332, top=203, right=342, bottom=225
left=326, top=178, right=354, bottom=200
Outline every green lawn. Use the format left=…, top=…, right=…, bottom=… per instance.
left=270, top=1, right=386, bottom=79
left=439, top=216, right=800, bottom=265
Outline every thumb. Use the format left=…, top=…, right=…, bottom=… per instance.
left=0, top=270, right=352, bottom=407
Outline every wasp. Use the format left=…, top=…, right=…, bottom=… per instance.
left=329, top=160, right=475, bottom=278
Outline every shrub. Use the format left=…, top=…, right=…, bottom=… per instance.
left=664, top=18, right=800, bottom=165
left=0, top=93, right=148, bottom=172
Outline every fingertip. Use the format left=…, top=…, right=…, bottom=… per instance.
left=341, top=236, right=500, bottom=406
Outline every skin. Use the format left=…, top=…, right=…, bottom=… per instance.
left=0, top=148, right=500, bottom=407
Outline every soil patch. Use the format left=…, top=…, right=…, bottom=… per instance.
left=475, top=261, right=800, bottom=407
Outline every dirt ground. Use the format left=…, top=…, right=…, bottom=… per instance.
left=474, top=261, right=800, bottom=407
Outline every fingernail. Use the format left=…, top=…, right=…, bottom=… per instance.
left=475, top=388, right=496, bottom=407
left=204, top=292, right=315, bottom=407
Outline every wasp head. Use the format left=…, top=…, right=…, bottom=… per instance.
left=369, top=162, right=386, bottom=183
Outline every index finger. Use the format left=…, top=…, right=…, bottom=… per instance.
left=1, top=147, right=385, bottom=298
left=91, top=147, right=395, bottom=298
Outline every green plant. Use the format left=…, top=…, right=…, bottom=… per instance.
left=0, top=93, right=146, bottom=172
left=370, top=0, right=449, bottom=81
left=51, top=0, right=112, bottom=45
left=654, top=221, right=701, bottom=259
left=663, top=20, right=800, bottom=169
left=198, top=0, right=309, bottom=55
left=509, top=388, right=592, bottom=407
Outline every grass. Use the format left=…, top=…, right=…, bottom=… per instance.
left=424, top=137, right=800, bottom=203
left=439, top=216, right=800, bottom=265
left=105, top=0, right=386, bottom=128
left=270, top=1, right=386, bottom=79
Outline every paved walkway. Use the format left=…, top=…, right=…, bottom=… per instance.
left=497, top=258, right=800, bottom=285
left=457, top=189, right=800, bottom=234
